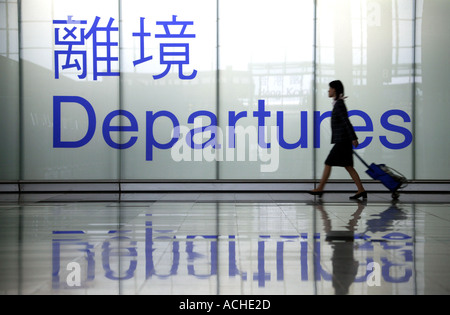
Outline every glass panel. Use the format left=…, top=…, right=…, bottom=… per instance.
left=316, top=0, right=414, bottom=181
left=415, top=0, right=450, bottom=179
left=120, top=0, right=217, bottom=179
left=219, top=0, right=315, bottom=179
left=20, top=0, right=120, bottom=179
left=0, top=0, right=19, bottom=180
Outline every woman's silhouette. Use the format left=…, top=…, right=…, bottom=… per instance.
left=310, top=80, right=367, bottom=200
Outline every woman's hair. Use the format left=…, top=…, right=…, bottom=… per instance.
left=329, top=80, right=344, bottom=100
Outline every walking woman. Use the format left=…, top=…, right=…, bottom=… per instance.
left=310, top=80, right=367, bottom=200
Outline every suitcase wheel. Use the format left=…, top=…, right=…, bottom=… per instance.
left=391, top=191, right=400, bottom=200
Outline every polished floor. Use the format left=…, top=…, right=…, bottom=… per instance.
left=1, top=191, right=450, bottom=295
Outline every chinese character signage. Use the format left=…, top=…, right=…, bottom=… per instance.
left=53, top=15, right=197, bottom=80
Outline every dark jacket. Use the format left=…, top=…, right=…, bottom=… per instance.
left=331, top=99, right=357, bottom=143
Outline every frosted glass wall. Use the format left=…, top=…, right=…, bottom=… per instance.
left=0, top=0, right=449, bottom=180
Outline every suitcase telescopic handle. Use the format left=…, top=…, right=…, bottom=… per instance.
left=353, top=150, right=370, bottom=168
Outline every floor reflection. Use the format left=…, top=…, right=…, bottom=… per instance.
left=0, top=194, right=449, bottom=295
left=314, top=201, right=413, bottom=295
left=315, top=201, right=365, bottom=295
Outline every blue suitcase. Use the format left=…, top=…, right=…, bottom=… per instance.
left=353, top=151, right=407, bottom=199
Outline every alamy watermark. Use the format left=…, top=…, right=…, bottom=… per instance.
left=66, top=262, right=81, bottom=287
left=366, top=262, right=381, bottom=287
left=170, top=121, right=280, bottom=173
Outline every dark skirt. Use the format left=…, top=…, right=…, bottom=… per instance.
left=325, top=141, right=354, bottom=167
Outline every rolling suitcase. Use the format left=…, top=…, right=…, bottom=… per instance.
left=353, top=151, right=407, bottom=200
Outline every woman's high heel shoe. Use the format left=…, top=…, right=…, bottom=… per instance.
left=349, top=191, right=367, bottom=200
left=309, top=191, right=324, bottom=198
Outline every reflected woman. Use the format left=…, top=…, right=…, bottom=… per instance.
left=310, top=80, right=367, bottom=200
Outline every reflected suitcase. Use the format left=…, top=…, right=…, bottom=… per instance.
left=353, top=151, right=407, bottom=200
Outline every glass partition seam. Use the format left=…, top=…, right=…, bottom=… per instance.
left=17, top=0, right=23, bottom=182
left=412, top=0, right=417, bottom=180
left=216, top=0, right=220, bottom=180
left=119, top=0, right=123, bottom=183
left=118, top=0, right=123, bottom=280
left=313, top=0, right=318, bottom=186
